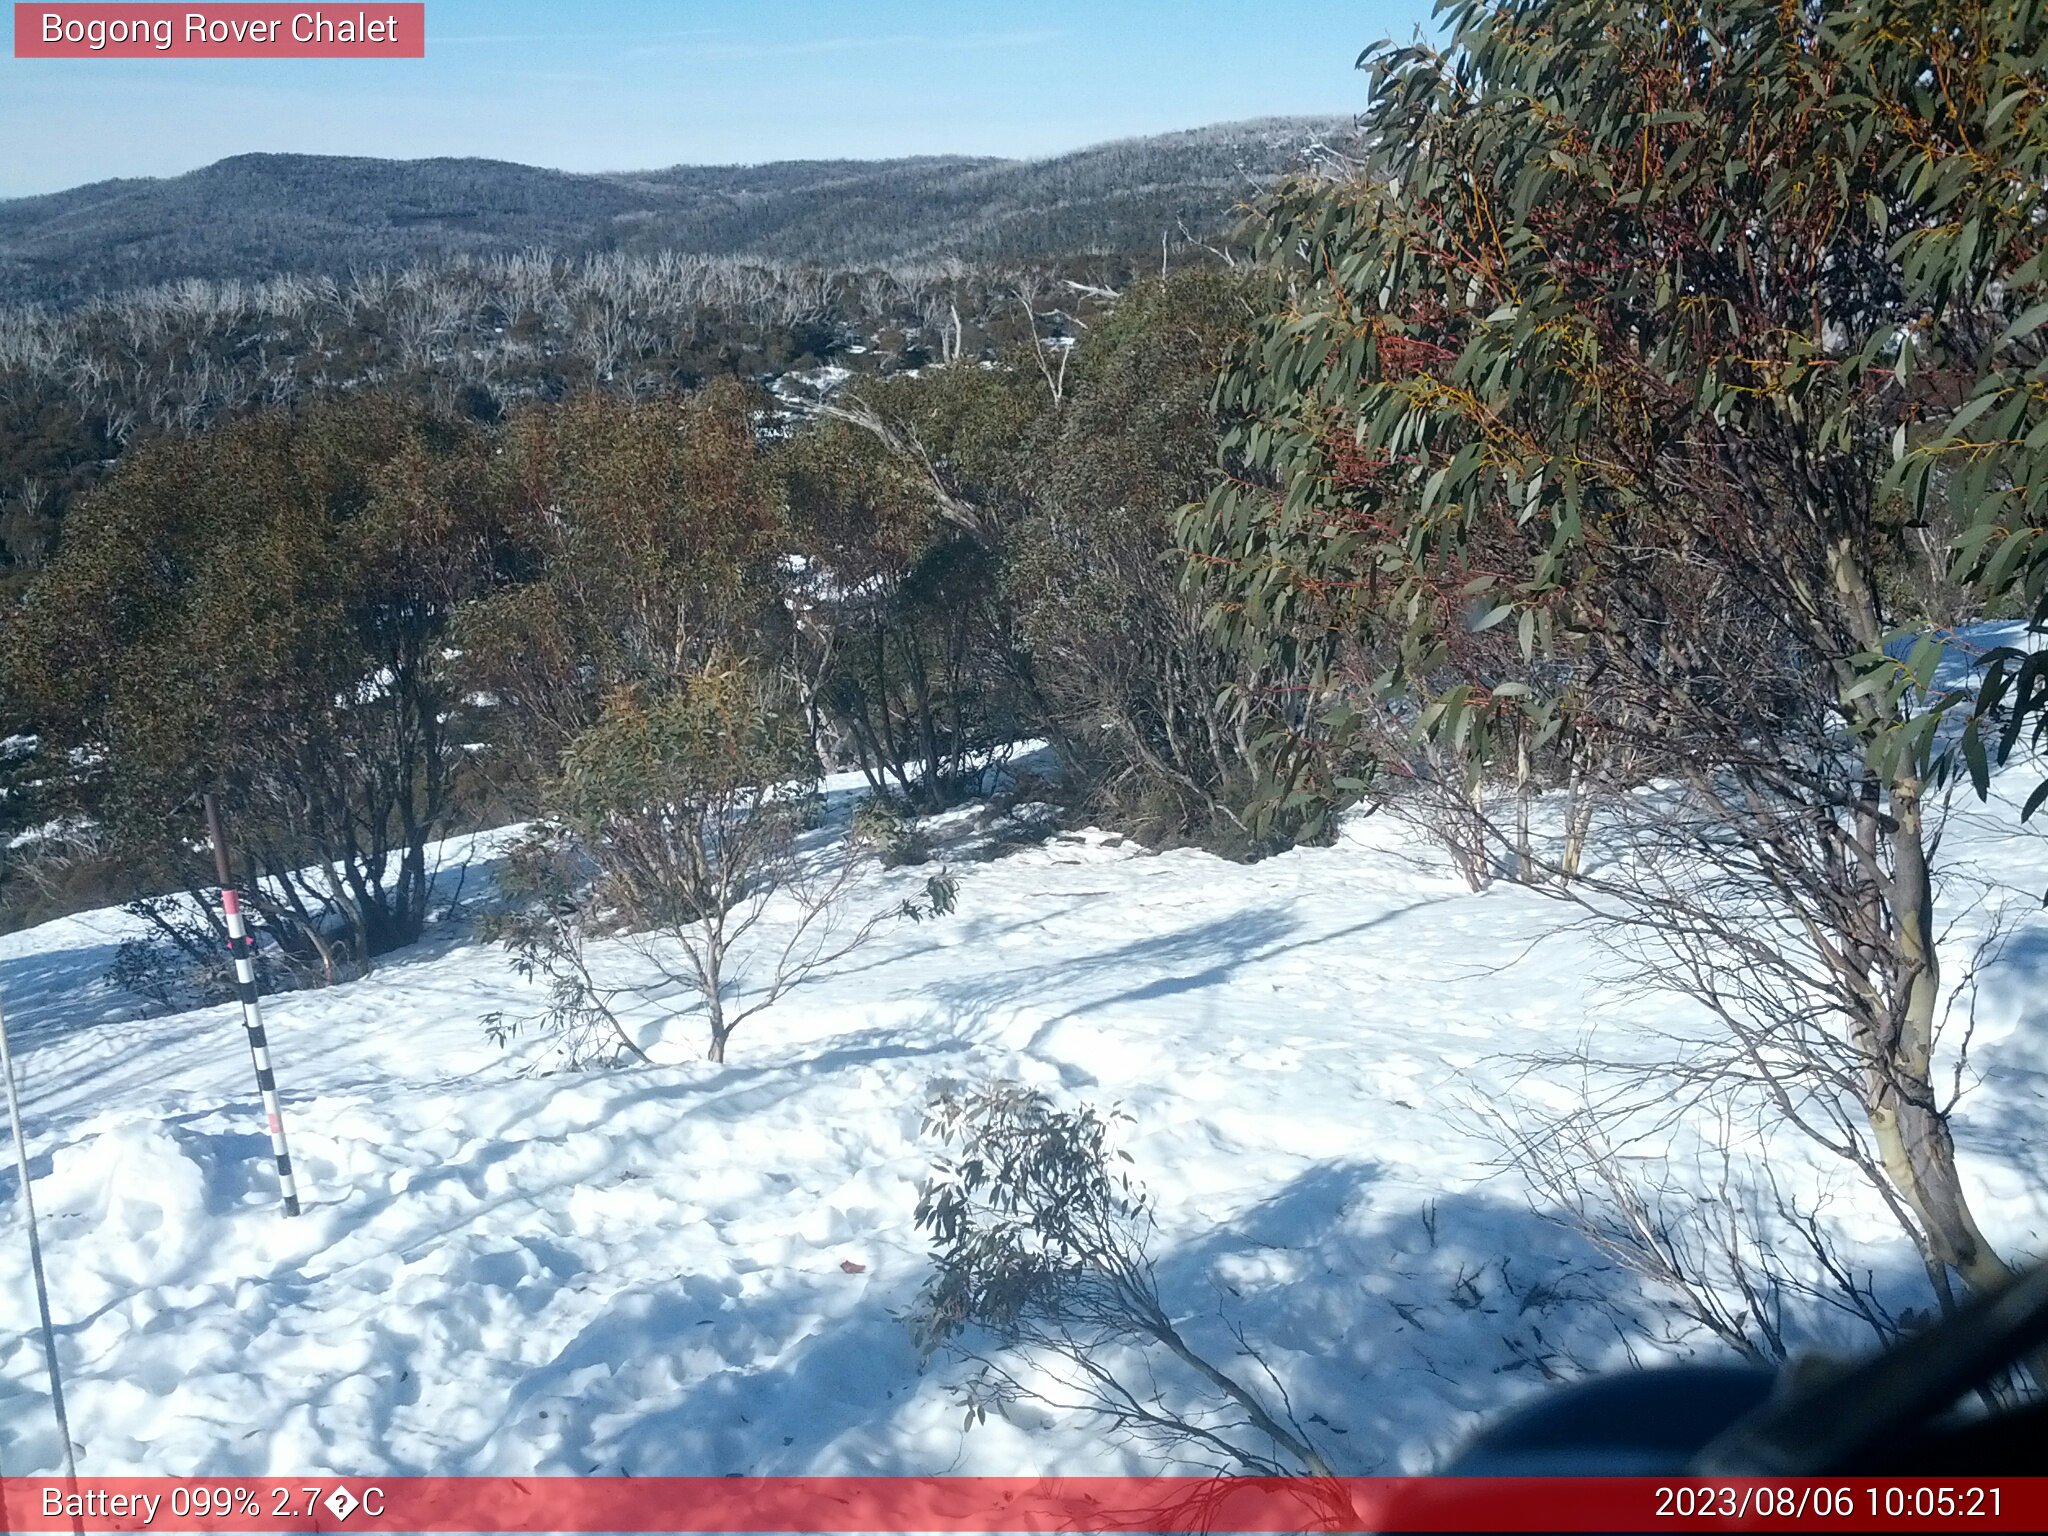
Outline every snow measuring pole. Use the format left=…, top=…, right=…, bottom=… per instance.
left=204, top=793, right=301, bottom=1217
left=0, top=986, right=79, bottom=1484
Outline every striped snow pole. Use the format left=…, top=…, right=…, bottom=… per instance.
left=203, top=794, right=301, bottom=1218
left=1, top=986, right=80, bottom=1489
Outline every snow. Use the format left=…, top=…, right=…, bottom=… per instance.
left=771, top=364, right=853, bottom=400
left=1887, top=617, right=2046, bottom=696
left=1, top=765, right=2044, bottom=1478
left=7, top=816, right=92, bottom=852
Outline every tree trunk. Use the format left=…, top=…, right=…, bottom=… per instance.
left=1460, top=771, right=1491, bottom=892
left=1561, top=756, right=1595, bottom=884
left=704, top=959, right=728, bottom=1063
left=1818, top=533, right=2012, bottom=1299
left=1514, top=725, right=1535, bottom=885
left=1869, top=772, right=2013, bottom=1297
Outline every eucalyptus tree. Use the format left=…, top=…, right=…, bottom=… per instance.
left=3, top=398, right=507, bottom=978
left=1187, top=0, right=2048, bottom=1303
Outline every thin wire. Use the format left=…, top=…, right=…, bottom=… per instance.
left=0, top=988, right=79, bottom=1483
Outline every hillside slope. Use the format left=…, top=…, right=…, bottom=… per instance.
left=1, top=764, right=2041, bottom=1476
left=0, top=118, right=1353, bottom=305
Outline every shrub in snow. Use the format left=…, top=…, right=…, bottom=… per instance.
left=452, top=382, right=787, bottom=787
left=108, top=905, right=236, bottom=1015
left=4, top=396, right=507, bottom=977
left=479, top=822, right=636, bottom=1068
left=849, top=795, right=934, bottom=868
left=910, top=1079, right=1335, bottom=1477
left=903, top=868, right=957, bottom=921
left=778, top=371, right=1031, bottom=816
left=486, top=661, right=944, bottom=1066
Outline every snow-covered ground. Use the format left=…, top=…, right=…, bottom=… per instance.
left=1, top=765, right=2044, bottom=1478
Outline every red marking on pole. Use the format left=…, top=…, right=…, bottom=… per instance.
left=202, top=791, right=299, bottom=1218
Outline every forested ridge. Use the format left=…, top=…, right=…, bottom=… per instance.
left=0, top=115, right=1356, bottom=592
left=0, top=117, right=1354, bottom=306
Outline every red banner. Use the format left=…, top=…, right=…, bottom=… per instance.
left=12, top=5, right=424, bottom=58
left=1, top=1477, right=2044, bottom=1533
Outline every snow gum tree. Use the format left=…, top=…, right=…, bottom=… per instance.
left=1186, top=0, right=2048, bottom=1304
left=455, top=381, right=788, bottom=784
left=1, top=397, right=509, bottom=977
left=782, top=270, right=1329, bottom=852
left=1009, top=269, right=1321, bottom=853
left=490, top=661, right=918, bottom=1066
left=459, top=386, right=953, bottom=1066
left=779, top=371, right=1035, bottom=811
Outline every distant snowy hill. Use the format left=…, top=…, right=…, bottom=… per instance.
left=0, top=118, right=1357, bottom=305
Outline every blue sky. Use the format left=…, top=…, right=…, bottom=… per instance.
left=1, top=1, right=1441, bottom=197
